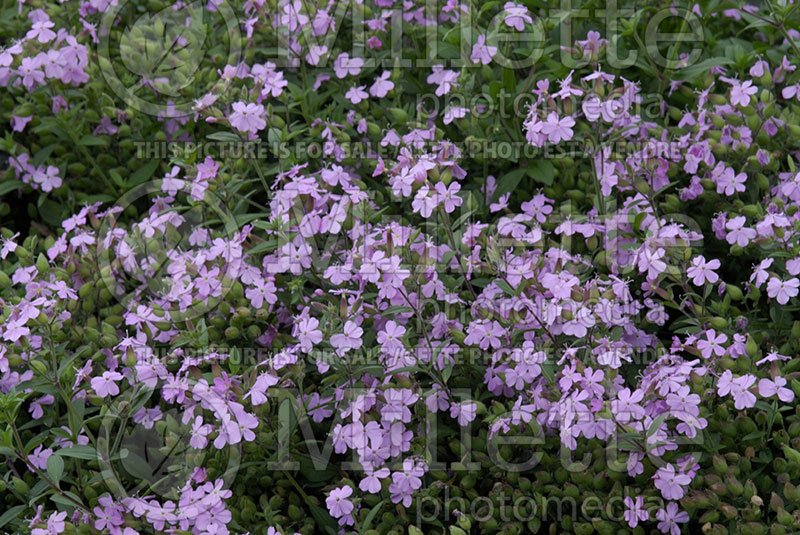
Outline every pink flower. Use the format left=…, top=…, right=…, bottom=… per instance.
left=766, top=276, right=799, bottom=304
left=369, top=71, right=394, bottom=98
left=433, top=181, right=462, bottom=213
left=326, top=485, right=354, bottom=519
left=655, top=502, right=689, bottom=535
left=331, top=320, right=363, bottom=353
left=697, top=329, right=727, bottom=359
left=490, top=192, right=510, bottom=213
left=245, top=277, right=277, bottom=308
left=377, top=320, right=406, bottom=353
left=730, top=79, right=758, bottom=107
left=427, top=65, right=459, bottom=96
left=93, top=117, right=118, bottom=135
left=31, top=165, right=62, bottom=192
left=345, top=85, right=369, bottom=104
left=503, top=2, right=532, bottom=31
left=750, top=60, right=769, bottom=77
left=464, top=319, right=504, bottom=350
left=623, top=496, right=649, bottom=528
left=91, top=370, right=123, bottom=398
left=261, top=69, right=288, bottom=98
left=359, top=465, right=390, bottom=494
left=306, top=45, right=328, bottom=66
left=27, top=444, right=53, bottom=471
left=443, top=106, right=468, bottom=125
left=653, top=464, right=691, bottom=500
left=246, top=372, right=279, bottom=405
left=713, top=164, right=747, bottom=196
left=540, top=112, right=575, bottom=143
left=750, top=258, right=774, bottom=287
left=280, top=0, right=309, bottom=31
left=411, top=186, right=438, bottom=218
left=11, top=115, right=32, bottom=132
left=34, top=511, right=67, bottom=535
left=637, top=247, right=666, bottom=279
left=333, top=53, right=363, bottom=78
left=229, top=102, right=266, bottom=134
left=687, top=255, right=720, bottom=286
left=449, top=401, right=477, bottom=426
left=26, top=19, right=56, bottom=43
left=725, top=216, right=756, bottom=247
left=1, top=232, right=19, bottom=259
left=295, top=317, right=323, bottom=352
left=190, top=416, right=212, bottom=449
left=759, top=376, right=795, bottom=402
left=731, top=374, right=757, bottom=409
left=612, top=388, right=645, bottom=423
left=389, top=458, right=425, bottom=507
left=471, top=34, right=497, bottom=65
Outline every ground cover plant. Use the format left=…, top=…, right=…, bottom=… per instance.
left=2, top=0, right=800, bottom=534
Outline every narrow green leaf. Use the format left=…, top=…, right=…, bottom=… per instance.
left=46, top=453, right=64, bottom=486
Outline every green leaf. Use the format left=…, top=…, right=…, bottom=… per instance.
left=496, top=279, right=517, bottom=296
left=442, top=360, right=453, bottom=383
left=502, top=67, right=516, bottom=94
left=0, top=180, right=23, bottom=197
left=78, top=134, right=108, bottom=147
left=540, top=362, right=555, bottom=384
left=492, top=168, right=526, bottom=203
left=129, top=159, right=161, bottom=187
left=58, top=445, right=98, bottom=461
left=32, top=144, right=58, bottom=167
left=677, top=57, right=735, bottom=80
left=526, top=160, right=554, bottom=186
left=382, top=306, right=414, bottom=316
left=206, top=131, right=242, bottom=143
left=49, top=490, right=84, bottom=509
left=361, top=500, right=385, bottom=532
left=46, top=453, right=64, bottom=486
left=0, top=505, right=25, bottom=529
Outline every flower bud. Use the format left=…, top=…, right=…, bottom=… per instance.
left=710, top=114, right=726, bottom=128
left=777, top=507, right=792, bottom=526
left=742, top=522, right=767, bottom=535
left=710, top=317, right=728, bottom=330
left=709, top=94, right=727, bottom=105
left=12, top=476, right=29, bottom=495
left=30, top=360, right=48, bottom=375
left=726, top=284, right=744, bottom=301
left=633, top=179, right=650, bottom=194
left=727, top=474, right=744, bottom=496
left=725, top=113, right=744, bottom=126
left=746, top=335, right=758, bottom=358
left=389, top=107, right=408, bottom=123
left=784, top=481, right=800, bottom=504
left=225, top=326, right=240, bottom=340
left=719, top=503, right=737, bottom=519
left=783, top=445, right=800, bottom=465
left=771, top=492, right=785, bottom=512
left=744, top=479, right=758, bottom=500
left=712, top=454, right=728, bottom=475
